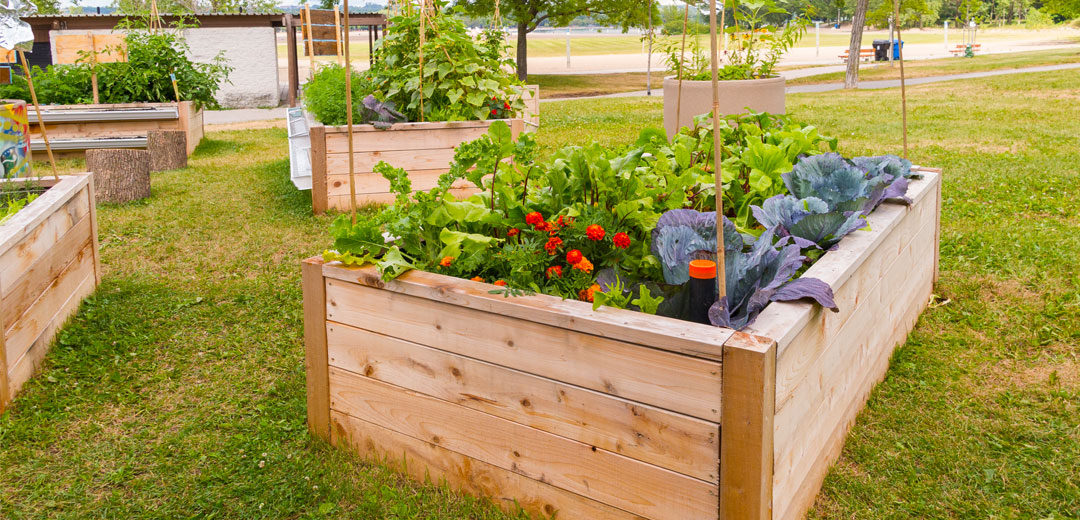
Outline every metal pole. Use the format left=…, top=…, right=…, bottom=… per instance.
left=566, top=27, right=571, bottom=69
left=815, top=21, right=820, bottom=56
left=708, top=0, right=727, bottom=300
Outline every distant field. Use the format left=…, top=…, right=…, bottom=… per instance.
left=277, top=27, right=1077, bottom=61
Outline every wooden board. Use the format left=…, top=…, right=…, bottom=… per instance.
left=331, top=411, right=645, bottom=520
left=28, top=102, right=202, bottom=157
left=325, top=278, right=723, bottom=422
left=0, top=174, right=99, bottom=410
left=53, top=33, right=127, bottom=65
left=327, top=321, right=719, bottom=482
left=330, top=368, right=719, bottom=520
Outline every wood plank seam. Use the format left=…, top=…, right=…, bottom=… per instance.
left=303, top=257, right=331, bottom=438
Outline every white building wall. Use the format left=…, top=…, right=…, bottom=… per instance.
left=50, top=27, right=280, bottom=109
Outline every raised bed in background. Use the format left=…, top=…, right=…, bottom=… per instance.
left=302, top=168, right=942, bottom=519
left=308, top=118, right=526, bottom=213
left=29, top=101, right=204, bottom=157
left=0, top=173, right=100, bottom=411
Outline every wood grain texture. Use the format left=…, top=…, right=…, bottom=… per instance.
left=329, top=368, right=719, bottom=520
left=325, top=188, right=478, bottom=211
left=147, top=129, right=188, bottom=172
left=325, top=279, right=723, bottom=422
left=331, top=411, right=647, bottom=520
left=720, top=332, right=776, bottom=520
left=327, top=321, right=719, bottom=482
left=86, top=149, right=151, bottom=204
left=308, top=125, right=328, bottom=214
left=323, top=169, right=465, bottom=197
left=321, top=263, right=734, bottom=362
left=302, top=257, right=330, bottom=439
left=0, top=187, right=89, bottom=293
left=324, top=147, right=457, bottom=174
left=0, top=217, right=92, bottom=328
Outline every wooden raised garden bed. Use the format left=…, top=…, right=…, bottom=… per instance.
left=309, top=118, right=525, bottom=213
left=29, top=101, right=204, bottom=157
left=0, top=173, right=100, bottom=411
left=302, top=168, right=942, bottom=519
left=306, top=85, right=539, bottom=213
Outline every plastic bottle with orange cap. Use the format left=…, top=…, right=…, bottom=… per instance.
left=688, top=259, right=718, bottom=324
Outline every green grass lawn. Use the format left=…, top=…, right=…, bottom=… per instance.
left=2, top=70, right=1079, bottom=518
left=789, top=46, right=1080, bottom=85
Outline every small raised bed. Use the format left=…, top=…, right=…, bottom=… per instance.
left=308, top=118, right=526, bottom=213
left=0, top=173, right=100, bottom=411
left=302, top=168, right=941, bottom=519
left=29, top=101, right=204, bottom=157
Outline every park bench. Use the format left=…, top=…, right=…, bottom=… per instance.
left=950, top=43, right=981, bottom=56
left=839, top=48, right=876, bottom=63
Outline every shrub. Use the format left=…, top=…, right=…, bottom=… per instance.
left=302, top=64, right=371, bottom=126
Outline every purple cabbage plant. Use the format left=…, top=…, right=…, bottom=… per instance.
left=751, top=194, right=866, bottom=251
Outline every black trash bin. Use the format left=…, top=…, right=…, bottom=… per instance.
left=872, top=40, right=891, bottom=61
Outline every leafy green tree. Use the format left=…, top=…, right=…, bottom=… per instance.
left=455, top=0, right=655, bottom=79
left=1040, top=0, right=1080, bottom=18
left=30, top=0, right=61, bottom=14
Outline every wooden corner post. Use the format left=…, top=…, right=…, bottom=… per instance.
left=309, top=125, right=328, bottom=214
left=720, top=332, right=777, bottom=520
left=302, top=257, right=330, bottom=439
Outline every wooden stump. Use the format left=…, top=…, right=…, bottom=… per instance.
left=86, top=148, right=151, bottom=203
left=147, top=129, right=188, bottom=172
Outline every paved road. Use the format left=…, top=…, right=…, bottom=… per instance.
left=786, top=62, right=1080, bottom=93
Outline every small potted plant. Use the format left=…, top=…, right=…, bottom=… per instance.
left=662, top=0, right=806, bottom=137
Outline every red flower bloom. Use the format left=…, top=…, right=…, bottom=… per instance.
left=545, top=265, right=563, bottom=279
left=504, top=101, right=511, bottom=109
left=507, top=227, right=520, bottom=237
left=555, top=215, right=567, bottom=228
left=544, top=236, right=563, bottom=254
left=586, top=224, right=606, bottom=241
left=566, top=249, right=583, bottom=265
left=534, top=221, right=553, bottom=232
left=612, top=232, right=631, bottom=249
left=525, top=211, right=543, bottom=226
left=493, top=280, right=508, bottom=286
left=491, top=108, right=498, bottom=116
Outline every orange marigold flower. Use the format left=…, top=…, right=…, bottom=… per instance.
left=555, top=215, right=567, bottom=228
left=578, top=283, right=601, bottom=302
left=544, top=236, right=563, bottom=254
left=535, top=221, right=553, bottom=232
left=586, top=224, right=605, bottom=241
left=470, top=276, right=484, bottom=282
left=612, top=232, right=631, bottom=249
left=566, top=249, right=583, bottom=265
left=439, top=256, right=454, bottom=267
left=507, top=228, right=520, bottom=237
left=525, top=211, right=543, bottom=226
left=572, top=257, right=594, bottom=273
left=545, top=265, right=563, bottom=279
left=493, top=280, right=508, bottom=286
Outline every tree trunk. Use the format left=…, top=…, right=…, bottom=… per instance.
left=147, top=130, right=188, bottom=172
left=844, top=0, right=871, bottom=89
left=516, top=20, right=529, bottom=81
left=86, top=149, right=151, bottom=204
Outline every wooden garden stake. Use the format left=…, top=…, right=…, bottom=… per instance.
left=334, top=6, right=344, bottom=66
left=304, top=4, right=316, bottom=80
left=17, top=50, right=57, bottom=180
left=894, top=0, right=909, bottom=158
left=88, top=33, right=100, bottom=104
left=170, top=72, right=180, bottom=101
left=709, top=0, right=726, bottom=299
left=343, top=0, right=357, bottom=223
left=675, top=0, right=689, bottom=128
left=418, top=0, right=426, bottom=122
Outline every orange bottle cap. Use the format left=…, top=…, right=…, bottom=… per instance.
left=688, top=259, right=717, bottom=280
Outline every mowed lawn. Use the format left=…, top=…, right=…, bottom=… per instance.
left=1, top=70, right=1078, bottom=518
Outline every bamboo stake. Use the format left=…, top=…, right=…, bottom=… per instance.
left=709, top=0, right=726, bottom=299
left=894, top=0, right=908, bottom=158
left=675, top=0, right=690, bottom=133
left=343, top=0, right=357, bottom=223
left=18, top=50, right=57, bottom=180
left=418, top=0, right=426, bottom=122
left=720, top=1, right=726, bottom=54
left=334, top=6, right=344, bottom=66
left=88, top=33, right=100, bottom=104
left=304, top=4, right=316, bottom=80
